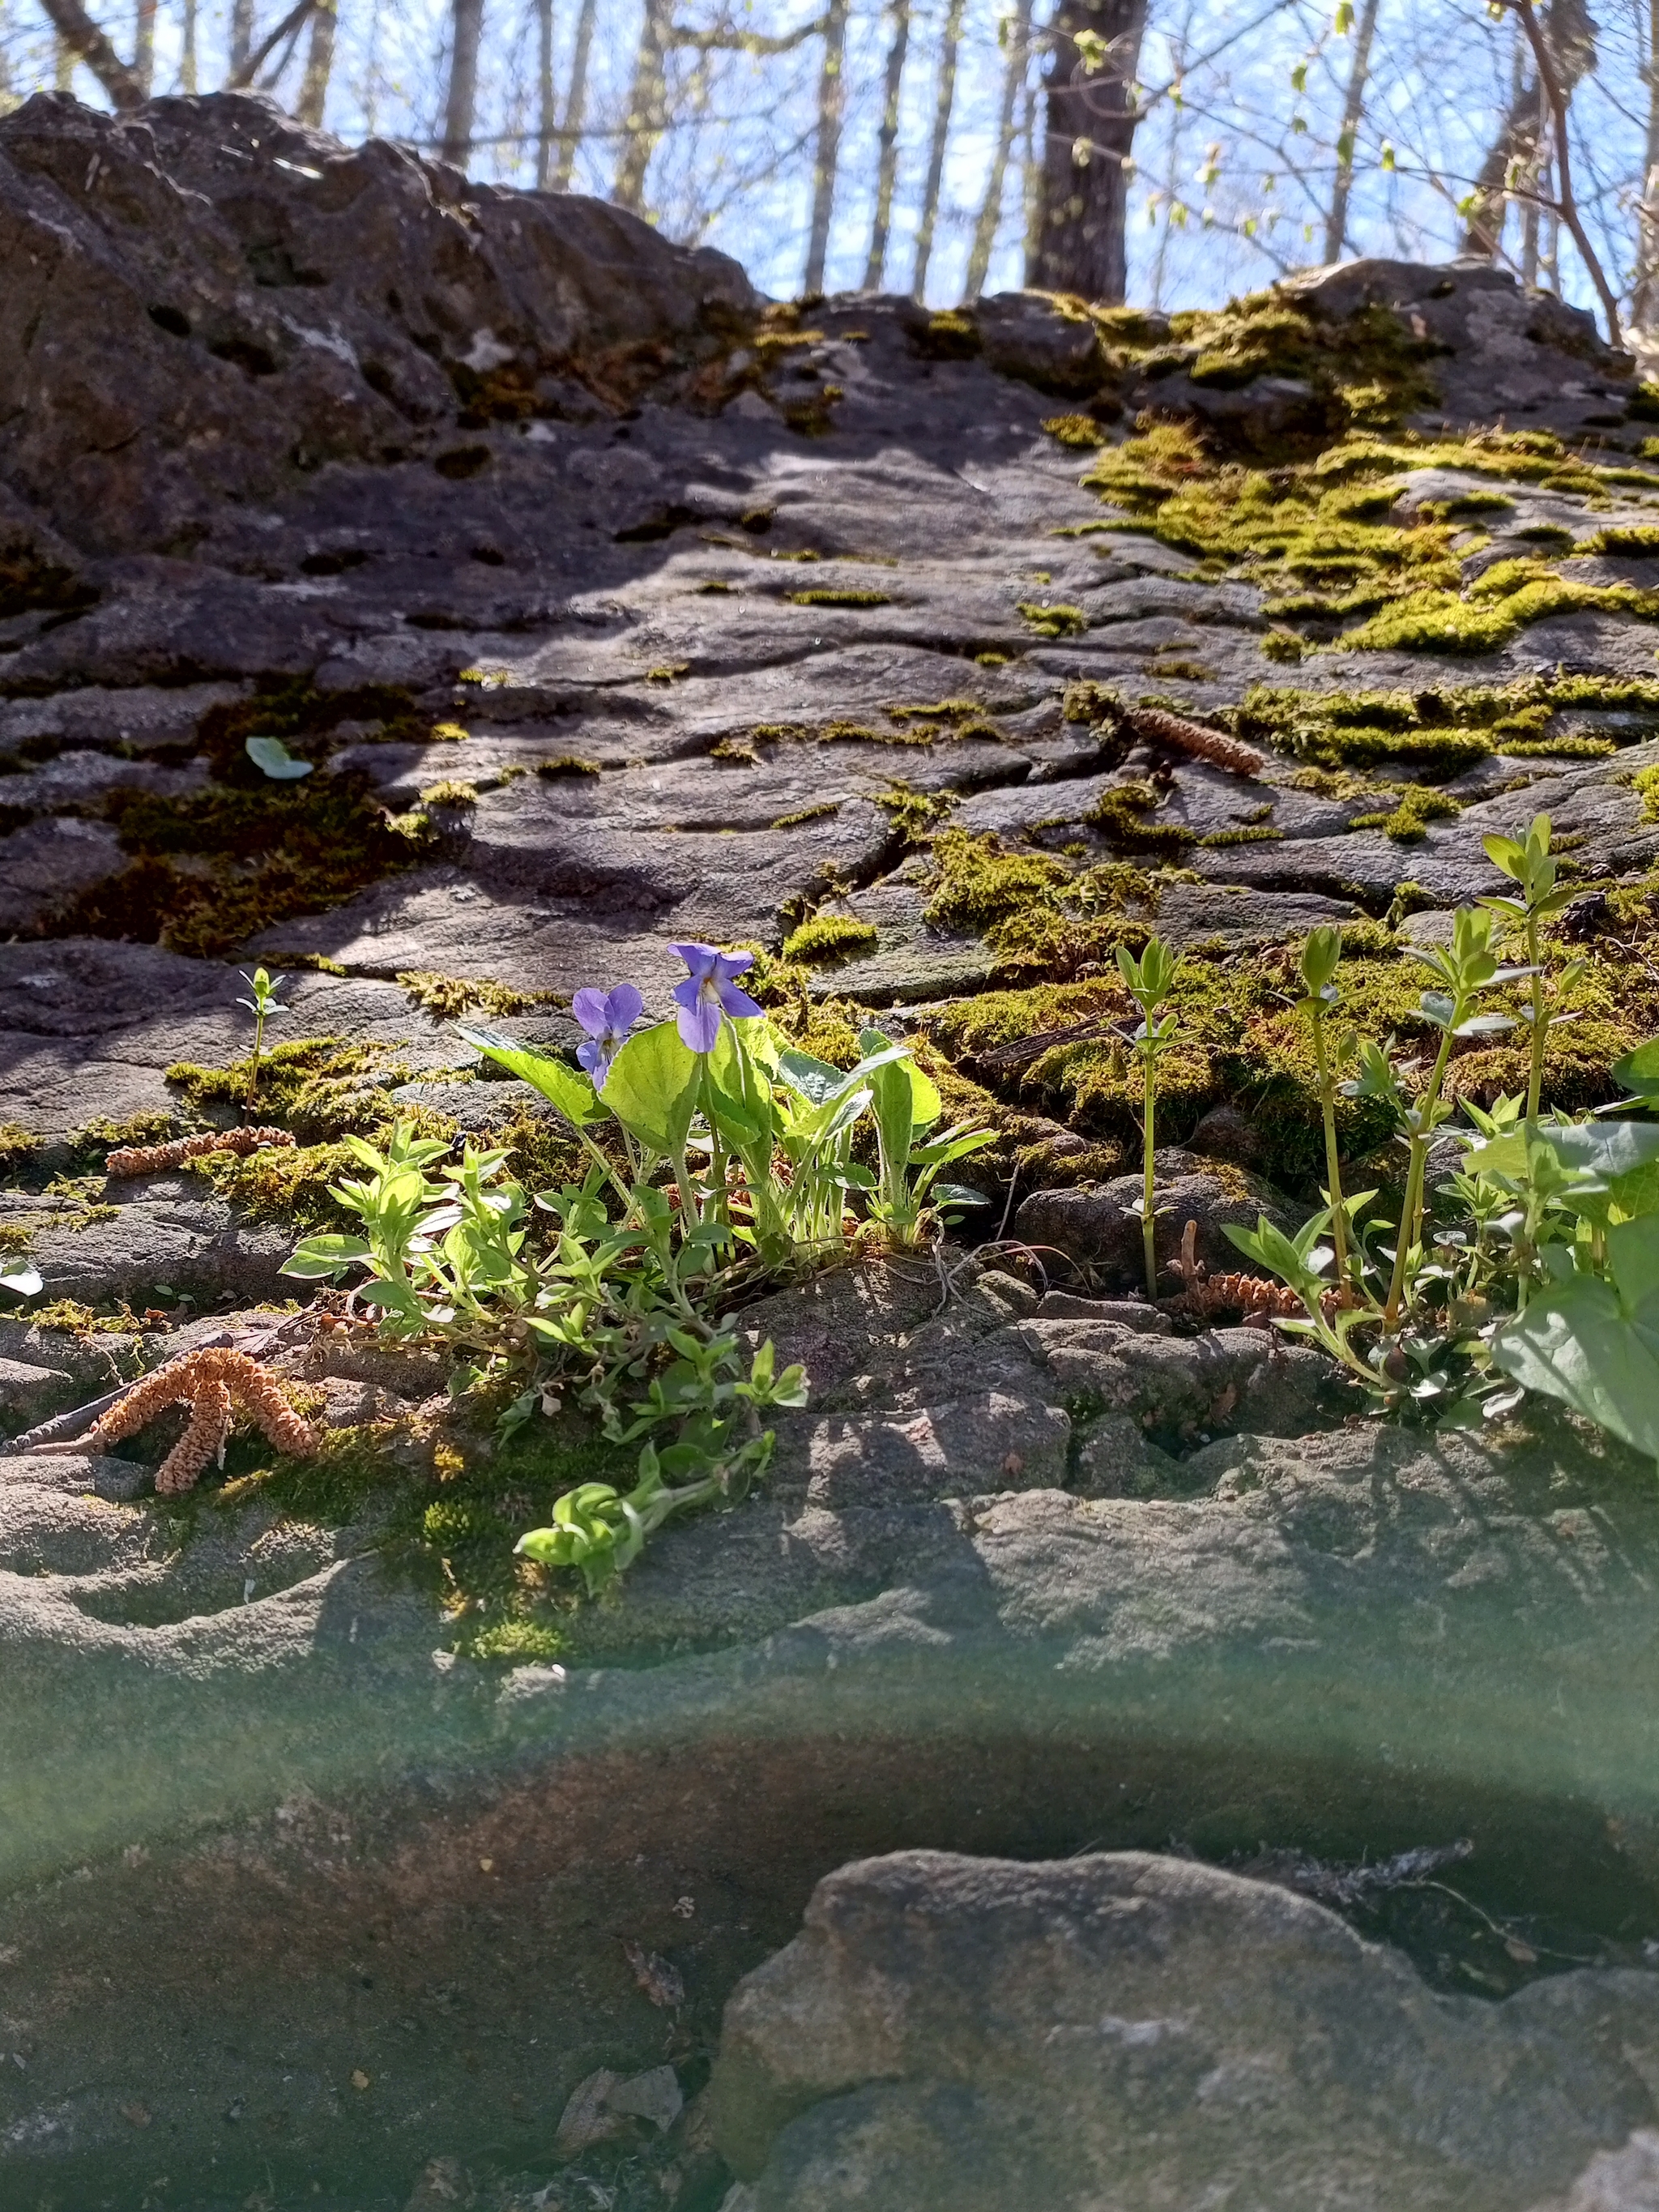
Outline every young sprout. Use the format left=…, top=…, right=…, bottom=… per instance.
left=1383, top=907, right=1516, bottom=1331
left=1478, top=813, right=1580, bottom=1125
left=1116, top=935, right=1180, bottom=1300
left=1295, top=925, right=1355, bottom=1303
left=237, top=967, right=288, bottom=1113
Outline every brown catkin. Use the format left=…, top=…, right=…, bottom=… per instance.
left=156, top=1377, right=232, bottom=1494
left=1125, top=706, right=1266, bottom=779
left=105, top=1128, right=296, bottom=1176
left=81, top=1347, right=322, bottom=1493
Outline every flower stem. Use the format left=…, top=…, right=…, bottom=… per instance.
left=1526, top=909, right=1546, bottom=1125
left=1310, top=1010, right=1351, bottom=1304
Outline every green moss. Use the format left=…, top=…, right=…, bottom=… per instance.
left=885, top=698, right=984, bottom=726
left=1043, top=414, right=1109, bottom=449
left=913, top=310, right=981, bottom=361
left=1085, top=782, right=1196, bottom=858
left=1341, top=573, right=1659, bottom=655
left=210, top=1139, right=356, bottom=1228
left=396, top=971, right=555, bottom=1020
left=1198, top=825, right=1284, bottom=846
left=1222, top=678, right=1623, bottom=776
left=417, top=779, right=479, bottom=808
left=920, top=831, right=1154, bottom=984
left=924, top=829, right=1072, bottom=934
left=783, top=587, right=892, bottom=609
left=780, top=913, right=881, bottom=966
left=1499, top=733, right=1618, bottom=759
left=1017, top=600, right=1088, bottom=638
left=1578, top=526, right=1659, bottom=557
left=0, top=1223, right=33, bottom=1255
left=0, top=1124, right=43, bottom=1182
left=165, top=1036, right=415, bottom=1142
left=1634, top=764, right=1659, bottom=822
left=536, top=755, right=603, bottom=777
left=771, top=801, right=841, bottom=828
left=1350, top=786, right=1462, bottom=843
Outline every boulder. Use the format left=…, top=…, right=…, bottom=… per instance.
left=709, top=1848, right=1659, bottom=2210
left=0, top=90, right=757, bottom=553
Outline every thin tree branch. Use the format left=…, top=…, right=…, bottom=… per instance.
left=32, top=0, right=144, bottom=108
left=224, top=0, right=314, bottom=89
left=1508, top=0, right=1623, bottom=344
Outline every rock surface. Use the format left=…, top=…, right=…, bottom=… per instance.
left=6, top=89, right=1659, bottom=2212
left=710, top=1848, right=1659, bottom=2209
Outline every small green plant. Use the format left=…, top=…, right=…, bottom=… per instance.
left=1478, top=813, right=1580, bottom=1125
left=282, top=942, right=992, bottom=1586
left=1115, top=937, right=1179, bottom=1298
left=1295, top=925, right=1356, bottom=1302
left=237, top=967, right=288, bottom=1112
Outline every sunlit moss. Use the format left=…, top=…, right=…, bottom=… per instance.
left=781, top=913, right=881, bottom=967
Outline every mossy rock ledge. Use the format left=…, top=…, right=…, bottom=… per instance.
left=8, top=89, right=1659, bottom=2212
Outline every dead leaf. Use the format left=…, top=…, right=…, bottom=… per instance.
left=556, top=2067, right=623, bottom=2159
left=120, top=2101, right=151, bottom=2127
left=350, top=2069, right=371, bottom=2091
left=624, top=1941, right=684, bottom=2009
left=1503, top=1936, right=1538, bottom=1965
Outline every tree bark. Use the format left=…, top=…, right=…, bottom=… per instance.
left=35, top=0, right=146, bottom=106
left=965, top=0, right=1034, bottom=297
left=181, top=0, right=199, bottom=92
left=229, top=0, right=254, bottom=79
left=1033, top=0, right=1149, bottom=303
left=1461, top=0, right=1595, bottom=261
left=1510, top=0, right=1620, bottom=344
left=534, top=0, right=555, bottom=187
left=1323, top=0, right=1380, bottom=263
left=803, top=0, right=849, bottom=293
left=134, top=0, right=157, bottom=93
left=861, top=0, right=910, bottom=288
left=441, top=0, right=486, bottom=170
left=296, top=0, right=335, bottom=125
left=911, top=0, right=966, bottom=301
left=554, top=0, right=596, bottom=187
left=1635, top=0, right=1659, bottom=325
left=613, top=0, right=670, bottom=211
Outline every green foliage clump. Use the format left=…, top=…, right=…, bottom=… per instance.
left=781, top=913, right=881, bottom=967
left=1225, top=675, right=1653, bottom=777
left=417, top=779, right=480, bottom=808
left=1574, top=525, right=1659, bottom=557
left=1042, top=414, right=1109, bottom=449
left=536, top=755, right=603, bottom=777
left=1086, top=782, right=1197, bottom=857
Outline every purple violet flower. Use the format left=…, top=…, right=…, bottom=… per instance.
left=572, top=983, right=644, bottom=1087
left=670, top=943, right=762, bottom=1054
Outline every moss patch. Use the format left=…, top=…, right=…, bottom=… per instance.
left=164, top=1037, right=417, bottom=1143
left=396, top=971, right=556, bottom=1021
left=781, top=913, right=881, bottom=967
left=1225, top=673, right=1659, bottom=776
left=783, top=587, right=893, bottom=609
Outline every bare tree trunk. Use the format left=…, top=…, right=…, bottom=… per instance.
left=613, top=0, right=670, bottom=211
left=803, top=0, right=849, bottom=293
left=181, top=0, right=198, bottom=91
left=36, top=0, right=146, bottom=105
left=862, top=0, right=910, bottom=288
left=1034, top=0, right=1149, bottom=302
left=911, top=0, right=966, bottom=300
left=229, top=0, right=254, bottom=78
left=1323, top=0, right=1380, bottom=263
left=1021, top=64, right=1042, bottom=279
left=1461, top=0, right=1594, bottom=260
left=534, top=0, right=555, bottom=187
left=296, top=0, right=335, bottom=124
left=1520, top=76, right=1546, bottom=284
left=965, top=0, right=1034, bottom=297
left=134, top=0, right=156, bottom=93
left=442, top=0, right=486, bottom=169
left=1511, top=0, right=1620, bottom=343
left=1635, top=0, right=1659, bottom=326
left=554, top=0, right=596, bottom=186
left=54, top=30, right=76, bottom=86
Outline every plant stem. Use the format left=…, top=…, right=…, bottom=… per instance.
left=1310, top=1010, right=1352, bottom=1303
left=1526, top=909, right=1546, bottom=1125
left=1384, top=1026, right=1456, bottom=1332
left=1141, top=1048, right=1158, bottom=1300
left=245, top=1006, right=265, bottom=1113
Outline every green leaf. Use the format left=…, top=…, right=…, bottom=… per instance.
left=245, top=735, right=313, bottom=779
left=1613, top=1036, right=1659, bottom=1100
left=454, top=1024, right=611, bottom=1127
left=601, top=1019, right=702, bottom=1157
left=1493, top=1274, right=1659, bottom=1461
left=280, top=1233, right=373, bottom=1279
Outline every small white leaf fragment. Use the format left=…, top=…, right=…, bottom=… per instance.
left=245, top=735, right=313, bottom=779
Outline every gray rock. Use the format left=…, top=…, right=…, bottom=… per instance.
left=1013, top=1151, right=1302, bottom=1288
left=0, top=90, right=757, bottom=555
left=709, top=1848, right=1659, bottom=2210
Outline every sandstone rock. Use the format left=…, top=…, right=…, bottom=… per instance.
left=709, top=1849, right=1659, bottom=2209
left=973, top=292, right=1108, bottom=395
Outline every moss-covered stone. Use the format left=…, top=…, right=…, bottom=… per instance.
left=780, top=913, right=881, bottom=967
